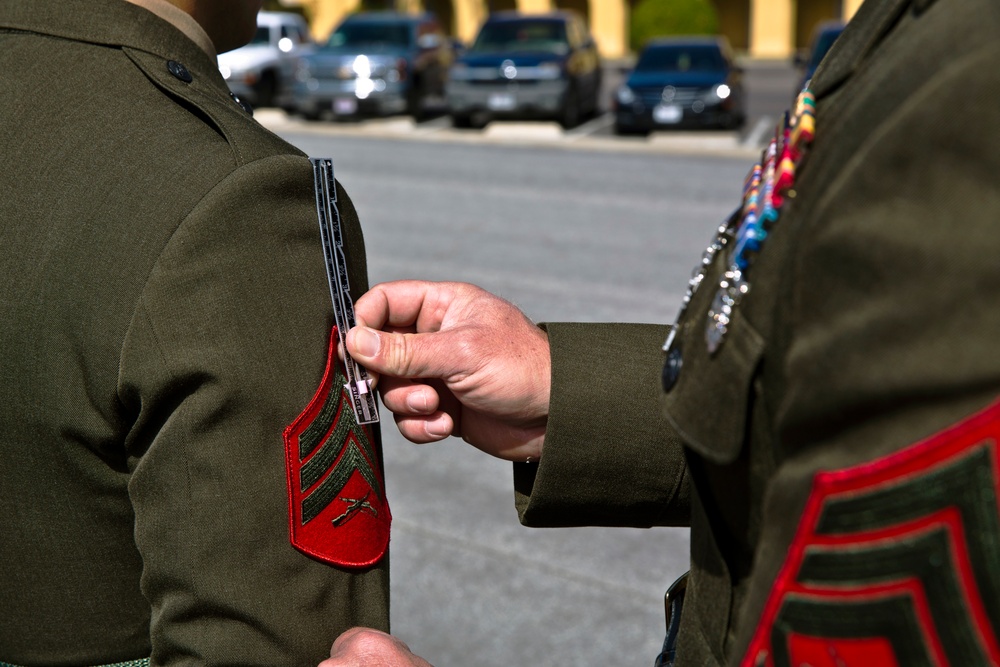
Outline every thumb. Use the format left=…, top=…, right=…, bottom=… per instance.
left=347, top=326, right=461, bottom=381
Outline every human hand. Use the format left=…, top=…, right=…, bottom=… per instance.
left=318, top=628, right=433, bottom=667
left=346, top=280, right=550, bottom=462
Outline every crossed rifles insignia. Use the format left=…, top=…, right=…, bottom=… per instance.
left=284, top=329, right=391, bottom=568
left=332, top=491, right=378, bottom=527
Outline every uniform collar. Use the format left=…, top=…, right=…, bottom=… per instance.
left=124, top=0, right=217, bottom=59
left=809, top=0, right=928, bottom=98
left=0, top=0, right=219, bottom=80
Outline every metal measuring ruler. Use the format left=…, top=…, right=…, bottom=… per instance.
left=310, top=157, right=379, bottom=425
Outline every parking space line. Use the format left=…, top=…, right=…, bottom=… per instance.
left=741, top=115, right=774, bottom=149
left=413, top=115, right=453, bottom=134
left=255, top=109, right=761, bottom=157
left=564, top=112, right=614, bottom=141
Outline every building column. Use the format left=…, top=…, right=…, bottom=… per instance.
left=455, top=0, right=487, bottom=43
left=843, top=0, right=864, bottom=20
left=517, top=0, right=553, bottom=13
left=589, top=0, right=627, bottom=58
left=749, top=0, right=794, bottom=58
left=286, top=0, right=360, bottom=40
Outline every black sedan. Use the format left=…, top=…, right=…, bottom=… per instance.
left=445, top=11, right=602, bottom=129
left=795, top=21, right=844, bottom=92
left=614, top=37, right=745, bottom=135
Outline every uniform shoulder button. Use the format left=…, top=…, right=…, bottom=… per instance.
left=662, top=344, right=683, bottom=392
left=230, top=92, right=254, bottom=116
left=166, top=60, right=193, bottom=83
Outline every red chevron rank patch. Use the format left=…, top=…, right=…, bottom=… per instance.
left=742, top=400, right=1000, bottom=667
left=284, top=327, right=390, bottom=568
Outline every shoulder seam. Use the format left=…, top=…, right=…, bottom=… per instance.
left=115, top=154, right=309, bottom=407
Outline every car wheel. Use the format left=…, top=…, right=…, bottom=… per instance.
left=407, top=78, right=426, bottom=121
left=614, top=124, right=649, bottom=137
left=587, top=81, right=602, bottom=119
left=558, top=87, right=580, bottom=129
left=451, top=113, right=474, bottom=129
left=255, top=70, right=277, bottom=108
left=722, top=113, right=745, bottom=131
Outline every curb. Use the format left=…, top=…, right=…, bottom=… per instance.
left=255, top=109, right=764, bottom=159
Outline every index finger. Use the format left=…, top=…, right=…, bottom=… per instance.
left=354, top=280, right=466, bottom=334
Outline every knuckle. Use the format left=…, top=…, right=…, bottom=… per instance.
left=384, top=333, right=414, bottom=376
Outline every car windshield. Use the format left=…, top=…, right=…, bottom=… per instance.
left=807, top=29, right=843, bottom=69
left=635, top=45, right=726, bottom=72
left=248, top=26, right=271, bottom=46
left=470, top=20, right=569, bottom=55
left=326, top=22, right=412, bottom=49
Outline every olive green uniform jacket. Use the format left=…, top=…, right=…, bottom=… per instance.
left=516, top=0, right=1000, bottom=665
left=0, top=1, right=388, bottom=665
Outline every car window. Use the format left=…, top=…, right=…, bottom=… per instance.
left=471, top=20, right=569, bottom=55
left=807, top=28, right=844, bottom=70
left=278, top=24, right=303, bottom=51
left=249, top=26, right=271, bottom=46
left=327, top=22, right=413, bottom=49
left=635, top=45, right=725, bottom=72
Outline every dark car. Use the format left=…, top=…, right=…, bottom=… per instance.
left=292, top=12, right=453, bottom=120
left=796, top=21, right=845, bottom=91
left=613, top=37, right=745, bottom=135
left=445, top=11, right=602, bottom=129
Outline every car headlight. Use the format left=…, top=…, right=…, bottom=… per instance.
left=353, top=55, right=371, bottom=79
left=711, top=84, right=731, bottom=100
left=219, top=64, right=232, bottom=80
left=616, top=85, right=636, bottom=105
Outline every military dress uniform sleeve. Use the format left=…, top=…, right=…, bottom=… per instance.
left=732, top=36, right=1000, bottom=663
left=514, top=322, right=691, bottom=528
left=117, top=155, right=389, bottom=665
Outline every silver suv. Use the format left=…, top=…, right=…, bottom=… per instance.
left=445, top=11, right=602, bottom=129
left=292, top=12, right=453, bottom=121
left=218, top=11, right=314, bottom=110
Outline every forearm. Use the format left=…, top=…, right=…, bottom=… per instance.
left=516, top=322, right=691, bottom=528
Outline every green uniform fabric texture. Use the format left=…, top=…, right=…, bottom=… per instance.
left=0, top=1, right=389, bottom=665
left=0, top=662, right=148, bottom=667
left=516, top=0, right=1000, bottom=664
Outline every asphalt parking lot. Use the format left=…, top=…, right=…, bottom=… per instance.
left=251, top=65, right=798, bottom=665
left=255, top=60, right=799, bottom=158
left=266, top=105, right=765, bottom=666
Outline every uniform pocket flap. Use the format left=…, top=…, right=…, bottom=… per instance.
left=662, top=310, right=765, bottom=464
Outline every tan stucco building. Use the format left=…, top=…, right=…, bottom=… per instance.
left=282, top=0, right=865, bottom=59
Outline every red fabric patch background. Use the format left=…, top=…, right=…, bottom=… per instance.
left=284, top=328, right=390, bottom=568
left=740, top=400, right=1000, bottom=667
